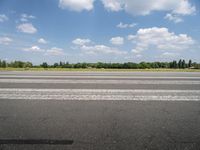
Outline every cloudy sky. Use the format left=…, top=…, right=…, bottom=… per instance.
left=0, top=0, right=200, bottom=64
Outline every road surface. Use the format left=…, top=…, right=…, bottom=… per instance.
left=0, top=71, right=200, bottom=150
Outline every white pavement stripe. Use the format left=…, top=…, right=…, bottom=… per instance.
left=0, top=88, right=200, bottom=93
left=0, top=94, right=199, bottom=101
left=0, top=79, right=200, bottom=84
left=0, top=75, right=200, bottom=79
left=0, top=89, right=200, bottom=101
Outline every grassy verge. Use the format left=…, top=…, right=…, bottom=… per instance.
left=0, top=67, right=200, bottom=72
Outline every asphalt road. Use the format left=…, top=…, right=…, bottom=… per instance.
left=0, top=71, right=200, bottom=150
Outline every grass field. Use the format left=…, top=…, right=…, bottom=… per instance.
left=0, top=67, right=200, bottom=72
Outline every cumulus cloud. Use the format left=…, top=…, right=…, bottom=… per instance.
left=72, top=38, right=127, bottom=55
left=164, top=1, right=195, bottom=23
left=172, top=0, right=196, bottom=15
left=58, top=0, right=195, bottom=22
left=135, top=54, right=142, bottom=58
left=20, top=14, right=36, bottom=22
left=45, top=47, right=65, bottom=56
left=161, top=52, right=180, bottom=58
left=129, top=27, right=194, bottom=54
left=81, top=44, right=127, bottom=55
left=23, top=46, right=65, bottom=56
left=101, top=0, right=123, bottom=11
left=101, top=0, right=196, bottom=16
left=23, top=46, right=44, bottom=52
left=59, top=0, right=94, bottom=12
left=0, top=37, right=12, bottom=45
left=38, top=38, right=47, bottom=44
left=127, top=35, right=136, bottom=41
left=72, top=38, right=91, bottom=46
left=110, top=36, right=124, bottom=45
left=117, top=22, right=137, bottom=29
left=17, top=23, right=37, bottom=34
left=164, top=13, right=183, bottom=23
left=131, top=49, right=141, bottom=54
left=0, top=14, right=8, bottom=22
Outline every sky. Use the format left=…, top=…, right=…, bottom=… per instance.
left=0, top=0, right=200, bottom=64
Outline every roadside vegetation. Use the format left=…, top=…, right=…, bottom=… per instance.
left=0, top=59, right=200, bottom=71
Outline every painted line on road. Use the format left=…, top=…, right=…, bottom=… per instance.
left=0, top=89, right=200, bottom=101
left=0, top=88, right=200, bottom=93
left=0, top=79, right=199, bottom=84
left=0, top=75, right=200, bottom=79
left=0, top=94, right=199, bottom=101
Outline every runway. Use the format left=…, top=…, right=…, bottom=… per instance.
left=0, top=71, right=200, bottom=150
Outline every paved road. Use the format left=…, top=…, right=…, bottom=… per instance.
left=0, top=71, right=200, bottom=150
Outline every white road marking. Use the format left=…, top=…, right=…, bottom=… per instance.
left=0, top=88, right=200, bottom=93
left=0, top=89, right=199, bottom=101
left=0, top=75, right=200, bottom=79
left=0, top=79, right=200, bottom=84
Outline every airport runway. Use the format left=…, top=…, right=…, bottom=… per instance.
left=0, top=71, right=200, bottom=150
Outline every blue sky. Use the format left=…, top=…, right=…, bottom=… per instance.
left=0, top=0, right=200, bottom=64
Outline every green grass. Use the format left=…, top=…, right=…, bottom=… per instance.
left=0, top=67, right=200, bottom=72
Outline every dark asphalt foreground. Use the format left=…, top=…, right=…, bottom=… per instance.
left=0, top=71, right=200, bottom=150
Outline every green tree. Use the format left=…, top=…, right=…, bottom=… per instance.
left=178, top=59, right=182, bottom=68
left=24, top=62, right=33, bottom=68
left=173, top=61, right=178, bottom=68
left=170, top=61, right=177, bottom=68
left=182, top=60, right=186, bottom=69
left=41, top=62, right=48, bottom=68
left=53, top=63, right=59, bottom=68
left=188, top=60, right=192, bottom=68
left=139, top=62, right=150, bottom=69
left=2, top=60, right=6, bottom=68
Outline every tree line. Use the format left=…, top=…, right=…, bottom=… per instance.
left=0, top=59, right=200, bottom=69
left=0, top=60, right=33, bottom=68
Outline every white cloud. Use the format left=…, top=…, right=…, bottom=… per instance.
left=23, top=46, right=65, bottom=56
left=110, top=36, right=124, bottom=45
left=131, top=49, right=141, bottom=54
left=72, top=38, right=91, bottom=45
left=129, top=27, right=194, bottom=54
left=38, top=38, right=47, bottom=44
left=0, top=37, right=12, bottom=45
left=20, top=14, right=36, bottom=22
left=17, top=23, right=37, bottom=34
left=117, top=22, right=137, bottom=28
left=127, top=35, right=136, bottom=41
left=164, top=13, right=183, bottom=23
left=0, top=14, right=8, bottom=22
left=172, top=0, right=196, bottom=15
left=101, top=0, right=123, bottom=11
left=59, top=0, right=94, bottom=12
left=81, top=44, right=127, bottom=55
left=161, top=52, right=180, bottom=57
left=72, top=38, right=127, bottom=55
left=163, top=0, right=196, bottom=23
left=45, top=47, right=65, bottom=56
left=23, top=46, right=44, bottom=52
left=135, top=54, right=142, bottom=58
left=101, top=0, right=196, bottom=16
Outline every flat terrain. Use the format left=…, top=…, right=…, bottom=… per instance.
left=0, top=68, right=200, bottom=72
left=0, top=71, right=200, bottom=150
